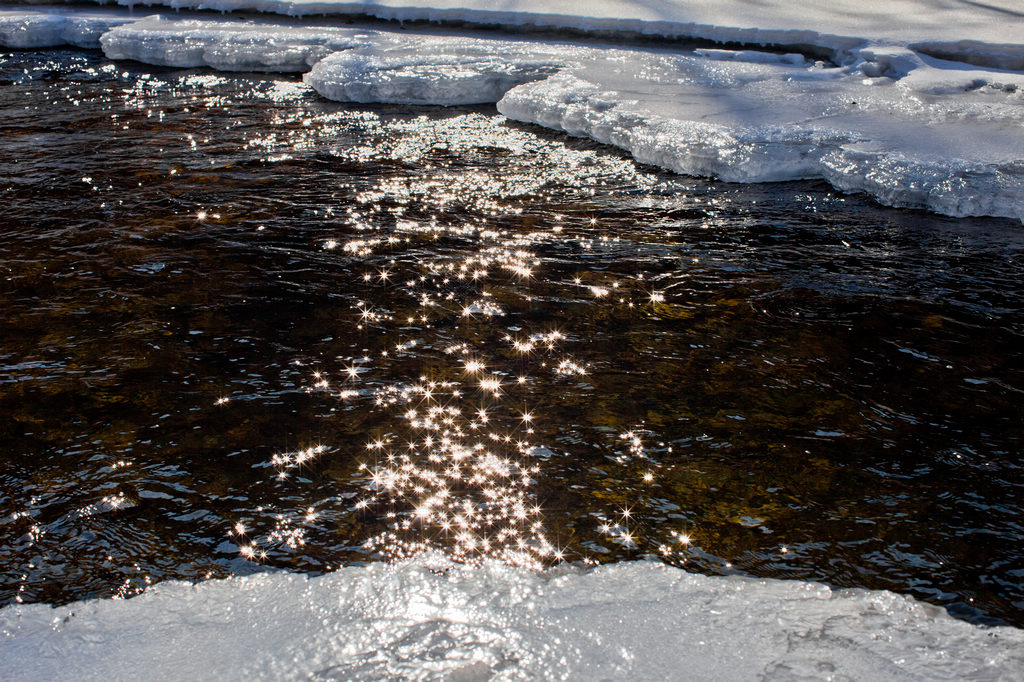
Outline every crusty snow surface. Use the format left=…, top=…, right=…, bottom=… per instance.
left=2, top=557, right=1024, bottom=681
left=2, top=4, right=1024, bottom=220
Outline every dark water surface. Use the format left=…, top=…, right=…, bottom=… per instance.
left=2, top=49, right=1023, bottom=626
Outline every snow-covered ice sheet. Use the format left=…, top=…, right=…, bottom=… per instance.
left=493, top=47, right=1024, bottom=220
left=2, top=557, right=1023, bottom=681
left=301, top=36, right=563, bottom=105
left=1, top=5, right=1023, bottom=219
left=2, top=6, right=1024, bottom=218
left=303, top=26, right=1024, bottom=221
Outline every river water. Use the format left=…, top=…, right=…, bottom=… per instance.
left=2, top=48, right=1023, bottom=626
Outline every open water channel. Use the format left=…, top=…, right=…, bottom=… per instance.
left=2, top=48, right=1023, bottom=626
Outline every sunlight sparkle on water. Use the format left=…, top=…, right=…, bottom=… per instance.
left=214, top=110, right=701, bottom=571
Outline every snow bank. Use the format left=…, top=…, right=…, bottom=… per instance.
left=2, top=5, right=1022, bottom=219
left=78, top=0, right=1023, bottom=69
left=2, top=557, right=1022, bottom=680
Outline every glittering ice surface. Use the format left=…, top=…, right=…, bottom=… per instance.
left=3, top=557, right=1024, bottom=680
left=3, top=5, right=1024, bottom=219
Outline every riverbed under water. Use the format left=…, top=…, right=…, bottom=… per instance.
left=2, top=48, right=1023, bottom=627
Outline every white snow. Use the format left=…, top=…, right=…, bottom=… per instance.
left=494, top=49, right=1024, bottom=220
left=2, top=556, right=1023, bottom=681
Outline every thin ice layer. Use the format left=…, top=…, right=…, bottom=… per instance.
left=2, top=558, right=1023, bottom=680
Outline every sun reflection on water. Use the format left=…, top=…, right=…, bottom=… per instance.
left=236, top=179, right=689, bottom=568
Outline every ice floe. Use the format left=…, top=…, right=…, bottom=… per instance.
left=495, top=48, right=1024, bottom=220
left=2, top=557, right=1023, bottom=680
